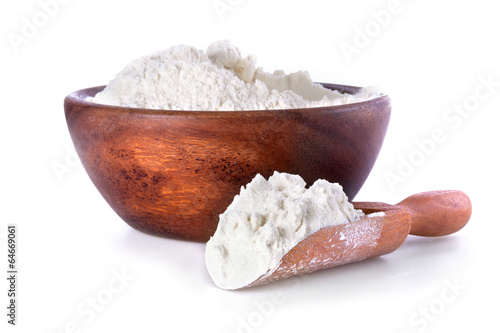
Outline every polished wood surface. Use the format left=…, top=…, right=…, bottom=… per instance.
left=64, top=84, right=391, bottom=241
left=248, top=190, right=471, bottom=288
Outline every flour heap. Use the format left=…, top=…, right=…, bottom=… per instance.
left=91, top=40, right=380, bottom=110
left=205, top=172, right=364, bottom=290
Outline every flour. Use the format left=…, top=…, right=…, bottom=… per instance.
left=91, top=40, right=380, bottom=110
left=205, top=171, right=364, bottom=290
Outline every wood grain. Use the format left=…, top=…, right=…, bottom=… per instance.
left=398, top=190, right=472, bottom=236
left=246, top=190, right=471, bottom=288
left=249, top=207, right=411, bottom=287
left=64, top=85, right=391, bottom=241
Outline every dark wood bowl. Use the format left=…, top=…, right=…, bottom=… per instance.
left=64, top=84, right=391, bottom=242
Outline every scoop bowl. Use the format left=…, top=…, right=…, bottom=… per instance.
left=64, top=84, right=391, bottom=241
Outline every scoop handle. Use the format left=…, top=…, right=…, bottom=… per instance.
left=396, top=190, right=472, bottom=236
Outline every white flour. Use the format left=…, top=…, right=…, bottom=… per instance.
left=205, top=172, right=364, bottom=290
left=91, top=40, right=380, bottom=110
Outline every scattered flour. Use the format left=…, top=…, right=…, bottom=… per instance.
left=90, top=40, right=380, bottom=111
left=205, top=171, right=364, bottom=290
left=367, top=211, right=386, bottom=218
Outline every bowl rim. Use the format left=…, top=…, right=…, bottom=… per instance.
left=64, top=83, right=389, bottom=117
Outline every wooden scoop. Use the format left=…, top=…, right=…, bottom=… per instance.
left=246, top=190, right=472, bottom=288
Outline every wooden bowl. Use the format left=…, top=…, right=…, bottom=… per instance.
left=64, top=84, right=391, bottom=242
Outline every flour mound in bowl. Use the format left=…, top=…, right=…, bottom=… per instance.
left=91, top=40, right=380, bottom=110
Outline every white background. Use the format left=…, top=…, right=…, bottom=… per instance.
left=1, top=0, right=499, bottom=332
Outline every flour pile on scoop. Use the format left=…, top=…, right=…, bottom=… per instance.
left=205, top=172, right=364, bottom=290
